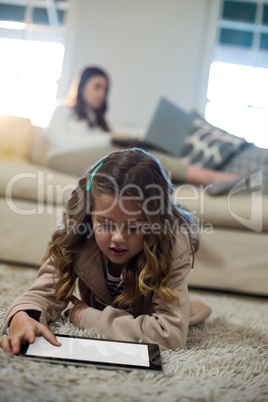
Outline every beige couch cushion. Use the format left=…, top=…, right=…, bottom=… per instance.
left=189, top=226, right=268, bottom=296
left=0, top=197, right=62, bottom=265
left=46, top=147, right=119, bottom=177
left=0, top=159, right=77, bottom=204
left=173, top=184, right=268, bottom=232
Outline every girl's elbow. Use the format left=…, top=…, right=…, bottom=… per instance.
left=158, top=328, right=188, bottom=351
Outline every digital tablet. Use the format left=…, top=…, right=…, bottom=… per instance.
left=19, top=334, right=162, bottom=372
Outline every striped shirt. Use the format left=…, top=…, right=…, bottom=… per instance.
left=104, top=265, right=125, bottom=299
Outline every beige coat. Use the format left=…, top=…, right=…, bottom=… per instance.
left=4, top=234, right=211, bottom=351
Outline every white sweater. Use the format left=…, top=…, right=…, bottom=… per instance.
left=46, top=105, right=112, bottom=157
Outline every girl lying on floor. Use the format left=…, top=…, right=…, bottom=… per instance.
left=0, top=148, right=211, bottom=354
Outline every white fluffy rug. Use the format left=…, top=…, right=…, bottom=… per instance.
left=0, top=265, right=267, bottom=402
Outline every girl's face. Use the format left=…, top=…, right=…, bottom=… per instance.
left=92, top=195, right=146, bottom=275
left=82, top=75, right=108, bottom=110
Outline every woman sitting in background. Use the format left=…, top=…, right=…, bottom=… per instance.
left=45, top=66, right=242, bottom=188
left=46, top=67, right=111, bottom=156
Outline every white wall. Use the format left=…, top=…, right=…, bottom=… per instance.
left=58, top=0, right=219, bottom=130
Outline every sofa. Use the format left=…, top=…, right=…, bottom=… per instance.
left=0, top=114, right=267, bottom=297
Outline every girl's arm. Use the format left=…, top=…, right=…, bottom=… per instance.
left=3, top=259, right=68, bottom=330
left=0, top=311, right=61, bottom=354
left=1, top=259, right=69, bottom=353
left=70, top=256, right=197, bottom=352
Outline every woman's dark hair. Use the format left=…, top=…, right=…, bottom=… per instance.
left=73, top=66, right=110, bottom=131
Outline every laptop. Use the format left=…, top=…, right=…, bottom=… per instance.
left=112, top=97, right=194, bottom=157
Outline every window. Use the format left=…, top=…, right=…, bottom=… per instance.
left=206, top=0, right=268, bottom=148
left=0, top=0, right=69, bottom=127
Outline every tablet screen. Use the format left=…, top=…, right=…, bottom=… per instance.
left=22, top=335, right=162, bottom=371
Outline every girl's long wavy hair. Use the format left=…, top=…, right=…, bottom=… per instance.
left=42, top=148, right=199, bottom=307
left=72, top=66, right=110, bottom=131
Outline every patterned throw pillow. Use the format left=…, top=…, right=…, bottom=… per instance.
left=181, top=115, right=250, bottom=169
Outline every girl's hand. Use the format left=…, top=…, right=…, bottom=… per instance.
left=0, top=311, right=61, bottom=355
left=68, top=296, right=89, bottom=327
